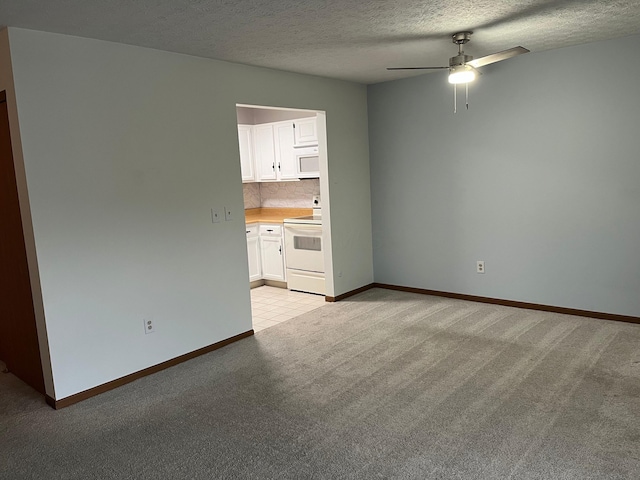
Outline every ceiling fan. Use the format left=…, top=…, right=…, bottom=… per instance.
left=388, top=32, right=529, bottom=112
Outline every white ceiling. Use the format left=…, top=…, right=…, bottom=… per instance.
left=1, top=0, right=640, bottom=84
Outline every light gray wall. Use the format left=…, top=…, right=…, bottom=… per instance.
left=8, top=28, right=373, bottom=399
left=368, top=34, right=640, bottom=317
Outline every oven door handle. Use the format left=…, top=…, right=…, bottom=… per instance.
left=284, top=225, right=323, bottom=235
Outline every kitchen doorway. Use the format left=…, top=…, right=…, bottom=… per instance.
left=235, top=104, right=333, bottom=332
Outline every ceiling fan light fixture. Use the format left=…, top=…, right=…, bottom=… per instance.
left=448, top=64, right=476, bottom=84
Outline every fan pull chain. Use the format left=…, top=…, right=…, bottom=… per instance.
left=453, top=84, right=471, bottom=113
left=466, top=83, right=469, bottom=110
left=453, top=84, right=457, bottom=113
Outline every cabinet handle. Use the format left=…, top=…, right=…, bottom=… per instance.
left=267, top=229, right=273, bottom=232
left=246, top=230, right=250, bottom=234
left=279, top=246, right=282, bottom=255
left=278, top=163, right=281, bottom=171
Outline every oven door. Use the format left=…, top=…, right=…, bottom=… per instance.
left=284, top=224, right=324, bottom=273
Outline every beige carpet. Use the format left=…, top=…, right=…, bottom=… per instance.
left=1, top=288, right=639, bottom=479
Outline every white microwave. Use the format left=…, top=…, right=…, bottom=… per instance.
left=295, top=146, right=320, bottom=178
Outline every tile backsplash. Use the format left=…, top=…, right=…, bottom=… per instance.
left=243, top=179, right=320, bottom=209
left=243, top=183, right=261, bottom=209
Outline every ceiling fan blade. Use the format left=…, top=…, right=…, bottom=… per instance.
left=387, top=66, right=448, bottom=70
left=467, top=46, right=529, bottom=68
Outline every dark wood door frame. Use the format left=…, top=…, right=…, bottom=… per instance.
left=0, top=89, right=46, bottom=394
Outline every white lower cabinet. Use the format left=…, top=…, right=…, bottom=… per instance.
left=246, top=223, right=286, bottom=283
left=246, top=225, right=261, bottom=282
left=260, top=236, right=285, bottom=281
left=259, top=224, right=285, bottom=281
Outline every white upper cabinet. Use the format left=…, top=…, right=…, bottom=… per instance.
left=240, top=117, right=318, bottom=182
left=293, top=117, right=318, bottom=146
left=237, top=125, right=255, bottom=182
left=254, top=124, right=277, bottom=181
left=274, top=122, right=297, bottom=180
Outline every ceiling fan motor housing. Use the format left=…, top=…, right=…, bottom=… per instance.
left=449, top=54, right=473, bottom=67
left=450, top=32, right=474, bottom=67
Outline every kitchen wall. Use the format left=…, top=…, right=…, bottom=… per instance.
left=253, top=109, right=314, bottom=124
left=243, top=179, right=320, bottom=209
left=236, top=106, right=315, bottom=125
left=235, top=107, right=255, bottom=124
left=7, top=27, right=373, bottom=400
left=368, top=33, right=640, bottom=317
left=243, top=183, right=261, bottom=208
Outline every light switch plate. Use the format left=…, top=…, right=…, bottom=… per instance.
left=224, top=206, right=233, bottom=221
left=211, top=208, right=221, bottom=223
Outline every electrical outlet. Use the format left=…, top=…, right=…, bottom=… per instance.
left=211, top=208, right=221, bottom=223
left=477, top=261, right=485, bottom=274
left=144, top=319, right=154, bottom=334
left=224, top=206, right=233, bottom=221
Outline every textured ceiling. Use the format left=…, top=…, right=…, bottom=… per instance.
left=1, top=0, right=640, bottom=84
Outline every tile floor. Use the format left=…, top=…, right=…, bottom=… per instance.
left=251, top=285, right=326, bottom=332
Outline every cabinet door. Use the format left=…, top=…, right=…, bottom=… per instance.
left=254, top=124, right=277, bottom=181
left=247, top=235, right=261, bottom=282
left=237, top=125, right=255, bottom=182
left=260, top=236, right=285, bottom=281
left=274, top=122, right=297, bottom=180
left=293, top=117, right=318, bottom=146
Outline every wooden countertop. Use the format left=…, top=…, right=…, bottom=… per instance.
left=245, top=207, right=313, bottom=225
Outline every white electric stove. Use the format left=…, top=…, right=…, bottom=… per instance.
left=283, top=206, right=324, bottom=295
